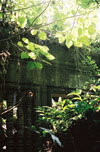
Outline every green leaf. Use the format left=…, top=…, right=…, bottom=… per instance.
left=97, top=105, right=100, bottom=111
left=0, top=13, right=3, bottom=19
left=21, top=52, right=29, bottom=59
left=66, top=41, right=73, bottom=48
left=46, top=53, right=55, bottom=60
left=27, top=42, right=34, bottom=51
left=71, top=10, right=76, bottom=15
left=18, top=16, right=27, bottom=28
left=56, top=32, right=62, bottom=38
left=80, top=35, right=90, bottom=46
left=67, top=91, right=81, bottom=97
left=27, top=61, right=43, bottom=70
left=78, top=28, right=82, bottom=36
left=29, top=52, right=36, bottom=60
left=31, top=29, right=37, bottom=35
left=88, top=25, right=96, bottom=35
left=35, top=62, right=43, bottom=69
left=38, top=32, right=47, bottom=40
left=80, top=0, right=90, bottom=8
left=77, top=17, right=84, bottom=24
left=96, top=85, right=100, bottom=91
left=65, top=34, right=73, bottom=48
left=18, top=16, right=25, bottom=24
left=74, top=41, right=83, bottom=47
left=59, top=36, right=65, bottom=43
left=17, top=41, right=23, bottom=47
left=72, top=97, right=82, bottom=101
left=22, top=37, right=29, bottom=44
left=98, top=78, right=100, bottom=82
left=27, top=61, right=36, bottom=70
left=42, top=46, right=49, bottom=52
left=40, top=50, right=55, bottom=60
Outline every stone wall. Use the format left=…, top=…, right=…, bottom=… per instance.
left=5, top=42, right=89, bottom=106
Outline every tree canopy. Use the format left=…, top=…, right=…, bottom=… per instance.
left=0, top=0, right=100, bottom=70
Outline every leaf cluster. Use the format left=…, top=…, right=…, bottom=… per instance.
left=35, top=82, right=100, bottom=134
left=17, top=35, right=55, bottom=70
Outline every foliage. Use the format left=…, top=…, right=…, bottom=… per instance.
left=29, top=77, right=100, bottom=150
left=0, top=0, right=56, bottom=71
left=73, top=46, right=99, bottom=76
left=0, top=0, right=100, bottom=73
left=35, top=80, right=100, bottom=134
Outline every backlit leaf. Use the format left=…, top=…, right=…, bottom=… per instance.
left=45, top=53, right=55, bottom=60
left=78, top=28, right=82, bottom=36
left=88, top=25, right=96, bottom=35
left=38, top=32, right=47, bottom=40
left=80, top=35, right=90, bottom=46
left=27, top=42, right=34, bottom=51
left=22, top=37, right=29, bottom=44
left=18, top=16, right=27, bottom=28
left=31, top=29, right=37, bottom=35
left=74, top=41, right=83, bottom=47
left=42, top=46, right=49, bottom=52
left=59, top=36, right=65, bottom=43
left=66, top=41, right=73, bottom=48
left=17, top=41, right=23, bottom=47
left=29, top=52, right=36, bottom=60
left=18, top=16, right=25, bottom=24
left=40, top=50, right=55, bottom=60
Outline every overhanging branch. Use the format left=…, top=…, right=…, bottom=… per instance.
left=0, top=5, right=97, bottom=42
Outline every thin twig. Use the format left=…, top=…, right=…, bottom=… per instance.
left=71, top=6, right=80, bottom=31
left=38, top=9, right=96, bottom=29
left=0, top=1, right=50, bottom=13
left=28, top=0, right=51, bottom=28
left=0, top=91, right=33, bottom=116
left=12, top=1, right=50, bottom=12
left=10, top=40, right=22, bottom=51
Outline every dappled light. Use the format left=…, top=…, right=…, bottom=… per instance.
left=1, top=0, right=100, bottom=151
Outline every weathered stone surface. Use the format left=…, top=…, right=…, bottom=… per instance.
left=6, top=43, right=89, bottom=105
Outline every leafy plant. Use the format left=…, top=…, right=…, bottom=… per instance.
left=32, top=83, right=100, bottom=151
left=35, top=85, right=100, bottom=134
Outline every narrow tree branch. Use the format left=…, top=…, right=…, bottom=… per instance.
left=28, top=0, right=51, bottom=28
left=71, top=6, right=80, bottom=31
left=0, top=1, right=50, bottom=13
left=0, top=91, right=34, bottom=116
left=13, top=1, right=50, bottom=12
left=38, top=8, right=96, bottom=29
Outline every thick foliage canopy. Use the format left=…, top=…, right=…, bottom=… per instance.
left=0, top=0, right=100, bottom=70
